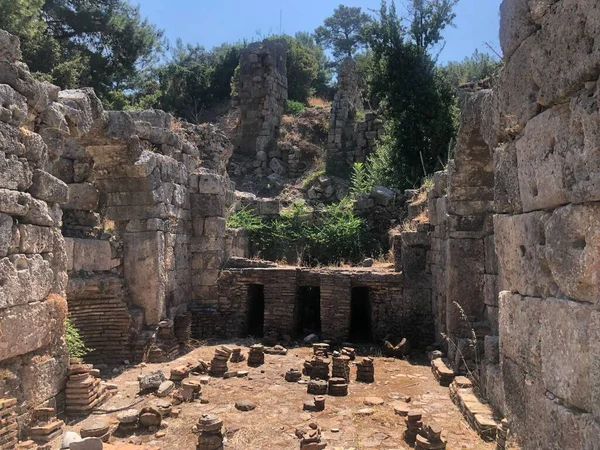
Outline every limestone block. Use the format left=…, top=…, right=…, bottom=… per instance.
left=499, top=292, right=543, bottom=369
left=0, top=297, right=67, bottom=361
left=18, top=224, right=54, bottom=253
left=0, top=254, right=53, bottom=309
left=64, top=183, right=99, bottom=210
left=29, top=169, right=68, bottom=204
left=484, top=335, right=500, bottom=364
left=544, top=203, right=599, bottom=303
left=20, top=353, right=68, bottom=407
left=106, top=187, right=167, bottom=207
left=20, top=130, right=48, bottom=168
left=483, top=274, right=498, bottom=307
left=544, top=400, right=600, bottom=450
left=0, top=84, right=27, bottom=125
left=566, top=87, right=600, bottom=204
left=70, top=238, right=119, bottom=272
left=484, top=235, right=498, bottom=274
left=0, top=121, right=24, bottom=156
left=370, top=186, right=395, bottom=206
left=190, top=194, right=224, bottom=218
left=494, top=212, right=555, bottom=297
left=0, top=213, right=11, bottom=257
left=0, top=151, right=32, bottom=190
left=52, top=158, right=74, bottom=184
left=494, top=142, right=522, bottom=214
left=22, top=198, right=56, bottom=227
left=0, top=30, right=22, bottom=63
left=203, top=217, right=226, bottom=238
left=445, top=238, right=485, bottom=325
left=516, top=105, right=570, bottom=212
left=58, top=88, right=103, bottom=136
left=64, top=237, right=73, bottom=271
left=540, top=298, right=600, bottom=416
left=195, top=269, right=219, bottom=287
left=496, top=36, right=540, bottom=133
left=124, top=231, right=166, bottom=326
left=499, top=0, right=537, bottom=59
left=105, top=204, right=169, bottom=221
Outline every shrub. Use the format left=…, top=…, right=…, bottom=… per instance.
left=286, top=99, right=306, bottom=115
left=66, top=318, right=93, bottom=358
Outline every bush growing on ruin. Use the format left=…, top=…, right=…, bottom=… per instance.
left=363, top=0, right=459, bottom=189
left=286, top=100, right=306, bottom=115
left=66, top=318, right=93, bottom=358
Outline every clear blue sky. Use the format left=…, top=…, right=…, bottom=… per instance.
left=136, top=0, right=502, bottom=64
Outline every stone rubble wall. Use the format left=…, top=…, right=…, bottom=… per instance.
left=233, top=39, right=288, bottom=175
left=400, top=1, right=600, bottom=447
left=0, top=29, right=70, bottom=434
left=326, top=58, right=383, bottom=175
left=0, top=29, right=234, bottom=432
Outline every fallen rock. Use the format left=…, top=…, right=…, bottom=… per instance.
left=356, top=408, right=374, bottom=416
left=364, top=397, right=385, bottom=406
left=117, top=409, right=139, bottom=424
left=156, top=380, right=175, bottom=397
left=70, top=437, right=103, bottom=450
left=62, top=431, right=83, bottom=449
left=235, top=400, right=257, bottom=412
left=139, top=371, right=165, bottom=391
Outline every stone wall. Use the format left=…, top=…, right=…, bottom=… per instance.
left=0, top=29, right=69, bottom=433
left=326, top=58, right=383, bottom=175
left=233, top=39, right=288, bottom=174
left=194, top=266, right=433, bottom=346
left=400, top=1, right=600, bottom=447
left=0, top=29, right=235, bottom=433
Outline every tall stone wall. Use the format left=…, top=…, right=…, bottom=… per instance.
left=402, top=1, right=600, bottom=447
left=492, top=0, right=600, bottom=447
left=233, top=38, right=288, bottom=174
left=0, top=30, right=70, bottom=433
left=326, top=59, right=383, bottom=175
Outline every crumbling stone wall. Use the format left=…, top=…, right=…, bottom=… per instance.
left=401, top=1, right=600, bottom=447
left=326, top=59, right=383, bottom=175
left=233, top=39, right=288, bottom=175
left=0, top=29, right=70, bottom=432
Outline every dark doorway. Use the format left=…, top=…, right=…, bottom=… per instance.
left=350, top=287, right=372, bottom=342
left=296, top=286, right=321, bottom=336
left=247, top=284, right=265, bottom=337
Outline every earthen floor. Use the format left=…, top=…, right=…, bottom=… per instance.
left=55, top=344, right=499, bottom=449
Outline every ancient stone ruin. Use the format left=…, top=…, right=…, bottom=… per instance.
left=0, top=0, right=599, bottom=448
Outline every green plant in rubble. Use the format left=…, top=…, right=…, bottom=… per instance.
left=66, top=318, right=94, bottom=358
left=349, top=162, right=375, bottom=198
left=286, top=99, right=306, bottom=115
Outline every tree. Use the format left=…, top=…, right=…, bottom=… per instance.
left=294, top=31, right=333, bottom=98
left=0, top=0, right=164, bottom=105
left=441, top=49, right=502, bottom=88
left=284, top=35, right=320, bottom=104
left=364, top=0, right=459, bottom=189
left=315, top=5, right=372, bottom=60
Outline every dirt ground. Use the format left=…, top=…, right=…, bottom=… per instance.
left=55, top=343, right=499, bottom=450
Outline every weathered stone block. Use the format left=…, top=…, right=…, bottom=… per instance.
left=499, top=291, right=543, bottom=370
left=64, top=182, right=99, bottom=210
left=483, top=274, right=498, bottom=307
left=203, top=217, right=226, bottom=238
left=0, top=297, right=67, bottom=361
left=0, top=188, right=30, bottom=216
left=0, top=254, right=54, bottom=309
left=20, top=353, right=68, bottom=407
left=18, top=224, right=54, bottom=253
left=0, top=151, right=32, bottom=190
left=124, top=231, right=166, bottom=325
left=0, top=213, right=11, bottom=257
left=494, top=142, right=522, bottom=214
left=544, top=203, right=599, bottom=304
left=190, top=193, right=224, bottom=217
left=540, top=298, right=600, bottom=416
left=68, top=238, right=119, bottom=272
left=29, top=169, right=68, bottom=204
left=258, top=199, right=280, bottom=215
left=494, top=212, right=555, bottom=297
left=484, top=335, right=500, bottom=364
left=499, top=0, right=537, bottom=59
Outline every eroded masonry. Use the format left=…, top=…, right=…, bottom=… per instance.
left=0, top=0, right=599, bottom=448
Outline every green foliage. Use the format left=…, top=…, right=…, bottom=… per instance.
left=363, top=0, right=459, bottom=189
left=3, top=0, right=164, bottom=102
left=441, top=50, right=502, bottom=88
left=228, top=199, right=366, bottom=266
left=302, top=166, right=326, bottom=188
left=155, top=40, right=245, bottom=122
left=66, top=318, right=93, bottom=358
left=286, top=99, right=306, bottom=115
left=349, top=162, right=375, bottom=197
left=315, top=5, right=372, bottom=60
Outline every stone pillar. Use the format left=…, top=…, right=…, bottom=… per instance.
left=234, top=38, right=288, bottom=175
